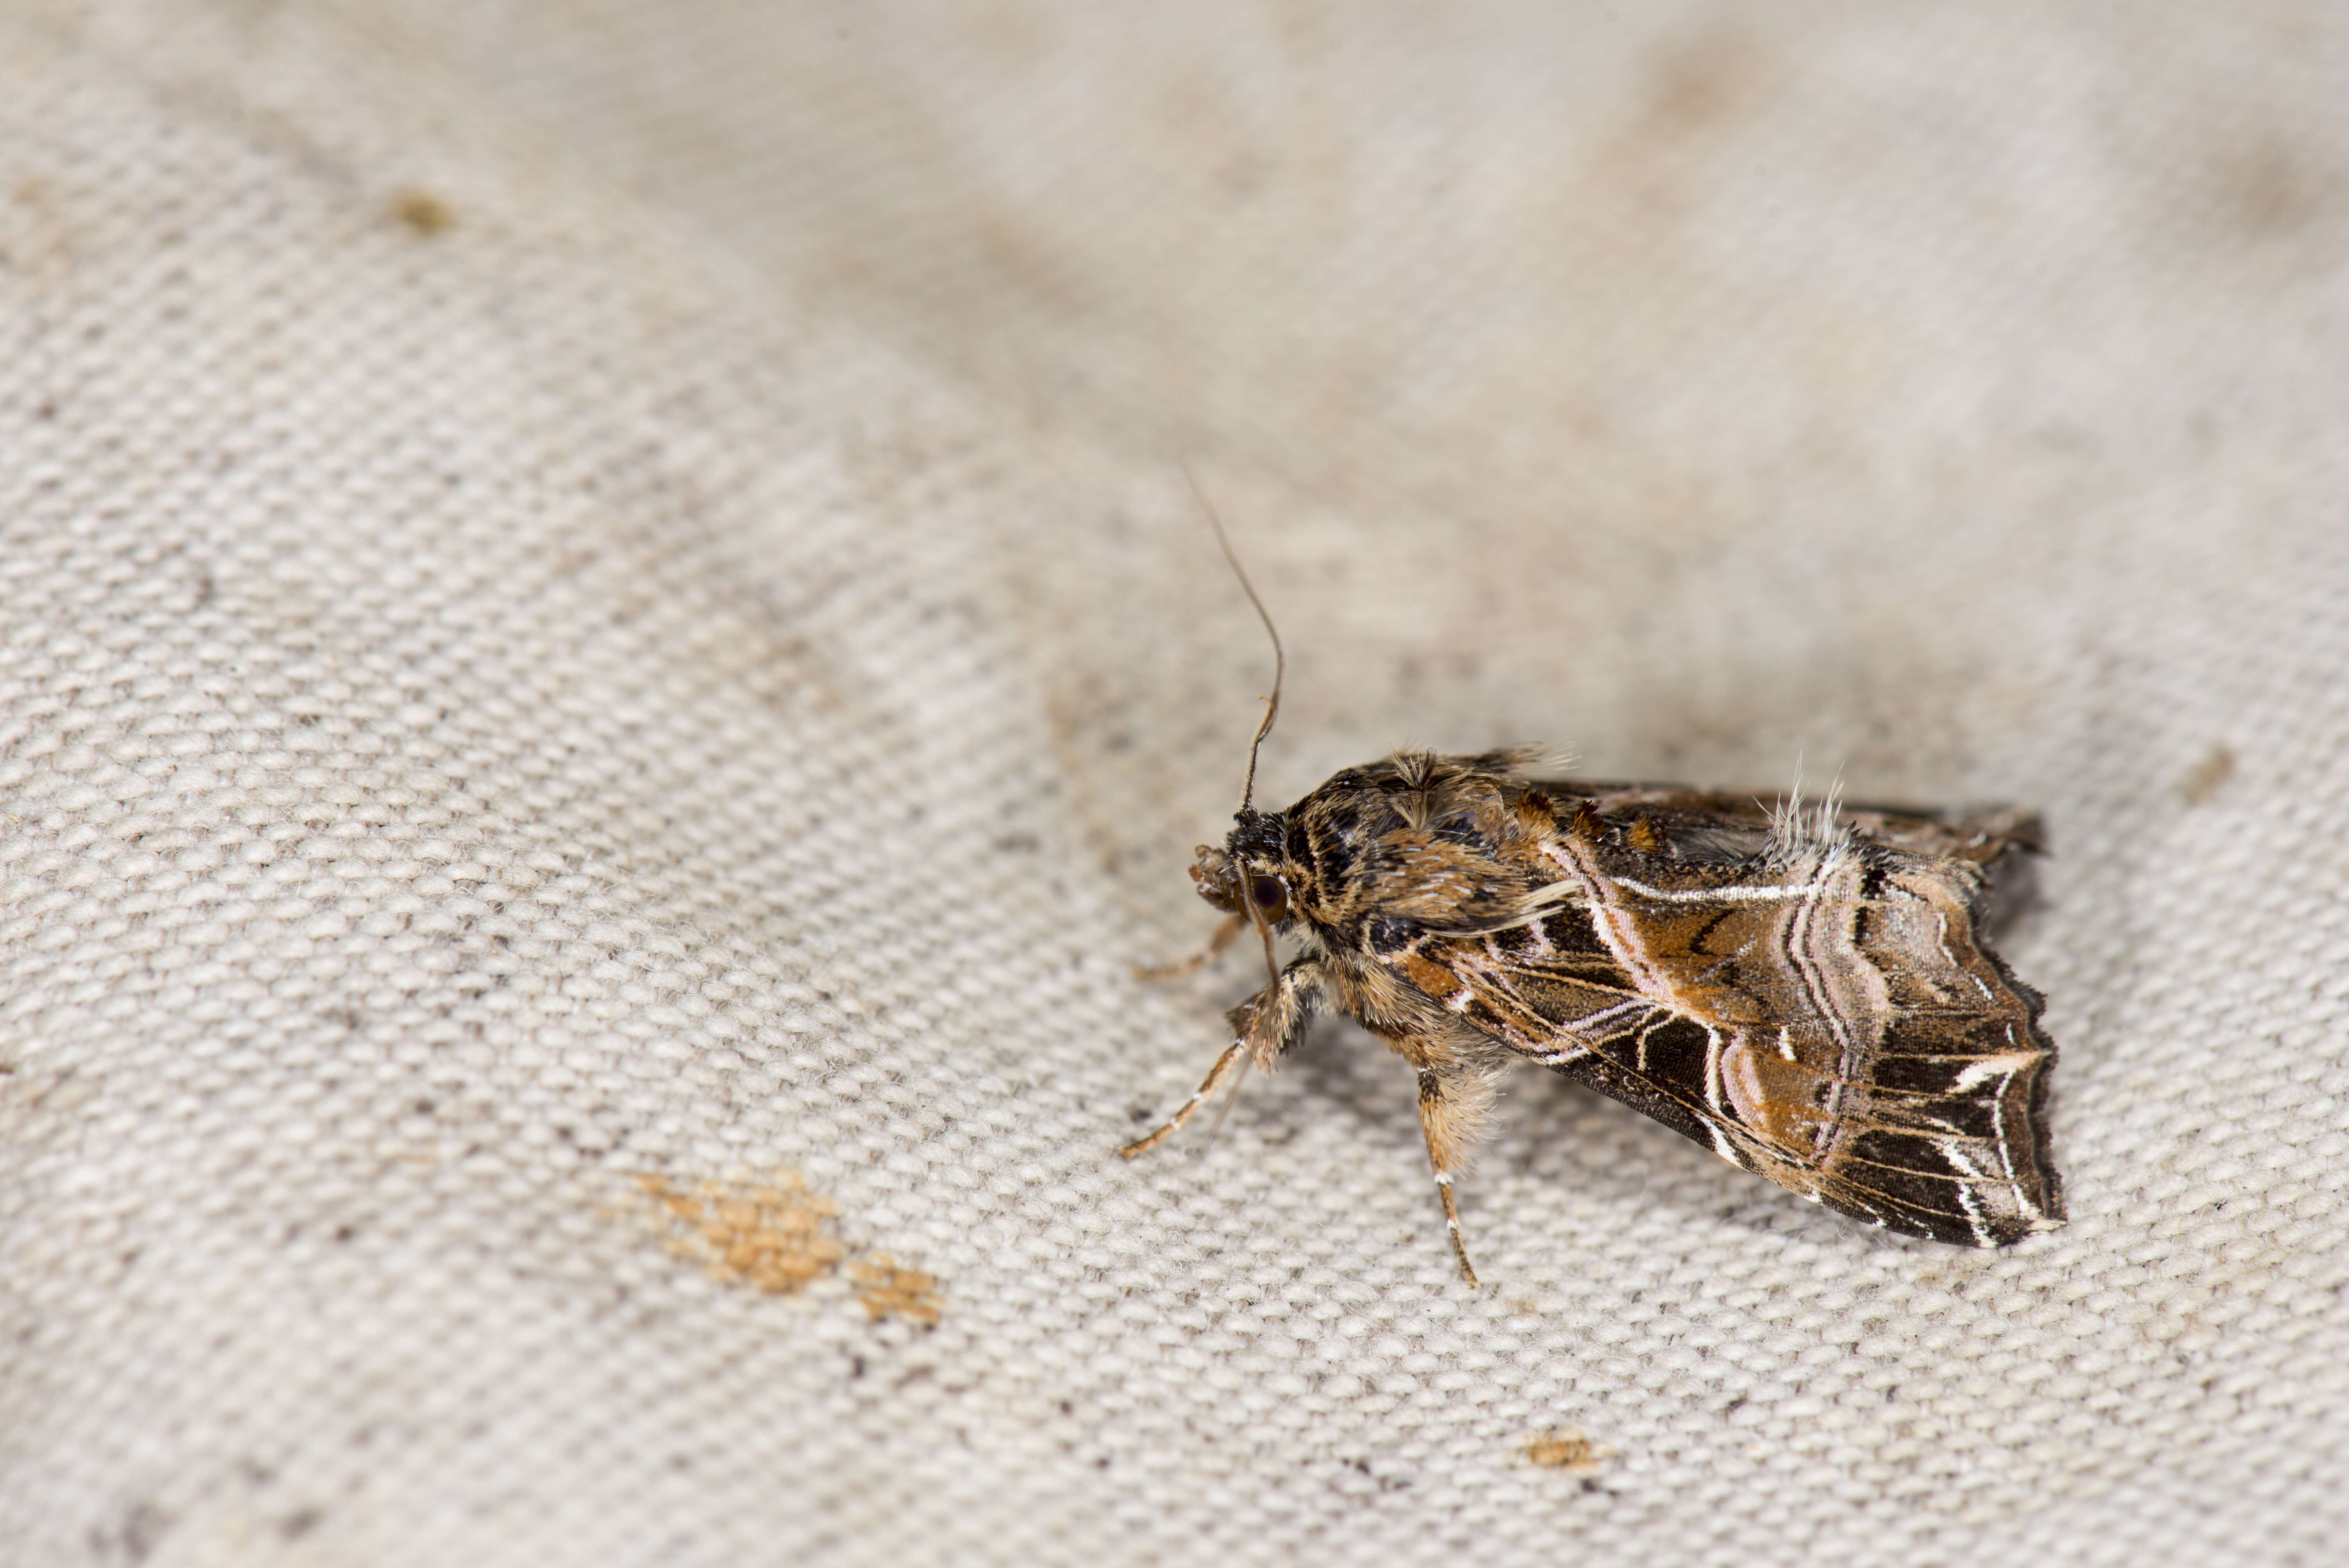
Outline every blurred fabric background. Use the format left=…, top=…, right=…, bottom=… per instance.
left=4, top=3, right=2345, bottom=1563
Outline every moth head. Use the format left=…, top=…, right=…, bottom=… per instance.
left=1189, top=808, right=1296, bottom=926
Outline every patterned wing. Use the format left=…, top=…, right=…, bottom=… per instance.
left=1405, top=789, right=2062, bottom=1246
left=1533, top=779, right=2045, bottom=936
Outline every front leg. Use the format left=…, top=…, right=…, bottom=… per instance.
left=1230, top=955, right=1328, bottom=1071
left=1120, top=959, right=1329, bottom=1157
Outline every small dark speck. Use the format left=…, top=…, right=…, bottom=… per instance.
left=850, top=1355, right=866, bottom=1380
left=411, top=1099, right=435, bottom=1116
left=994, top=833, right=1040, bottom=854
left=278, top=1509, right=322, bottom=1541
left=1129, top=1105, right=1156, bottom=1124
left=332, top=1225, right=358, bottom=1244
left=92, top=1502, right=171, bottom=1563
left=1058, top=1401, right=1074, bottom=1417
left=1094, top=1456, right=1110, bottom=1469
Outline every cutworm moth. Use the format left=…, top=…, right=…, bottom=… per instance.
left=1125, top=484, right=2063, bottom=1285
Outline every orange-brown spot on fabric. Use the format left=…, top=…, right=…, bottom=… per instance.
left=2221, top=136, right=2333, bottom=242
left=1584, top=23, right=1780, bottom=237
left=1640, top=27, right=1770, bottom=140
left=2178, top=743, right=2235, bottom=806
left=391, top=187, right=456, bottom=237
left=851, top=1255, right=945, bottom=1326
left=1522, top=1430, right=1608, bottom=1473
left=638, top=1172, right=845, bottom=1295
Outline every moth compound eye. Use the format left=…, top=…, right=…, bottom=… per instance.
left=1250, top=876, right=1289, bottom=921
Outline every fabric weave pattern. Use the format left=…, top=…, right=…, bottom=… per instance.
left=3, top=4, right=2346, bottom=1564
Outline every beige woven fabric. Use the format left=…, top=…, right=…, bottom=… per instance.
left=5, top=3, right=2347, bottom=1564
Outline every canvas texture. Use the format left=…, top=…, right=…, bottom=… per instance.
left=4, top=3, right=2347, bottom=1564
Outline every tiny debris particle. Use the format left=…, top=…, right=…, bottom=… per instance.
left=850, top=1254, right=945, bottom=1325
left=639, top=1172, right=844, bottom=1295
left=1522, top=1430, right=1608, bottom=1473
left=392, top=187, right=456, bottom=236
left=2178, top=743, right=2235, bottom=806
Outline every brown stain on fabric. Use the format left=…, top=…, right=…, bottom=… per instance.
left=2178, top=744, right=2235, bottom=806
left=640, top=1172, right=845, bottom=1294
left=635, top=1171, right=943, bottom=1323
left=1522, top=1429, right=1609, bottom=1474
left=1638, top=26, right=1771, bottom=141
left=1560, top=21, right=1783, bottom=284
left=2219, top=137, right=2334, bottom=243
left=1597, top=25, right=1778, bottom=216
left=392, top=187, right=457, bottom=237
left=850, top=1254, right=945, bottom=1326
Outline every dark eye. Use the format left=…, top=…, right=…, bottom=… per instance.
left=1249, top=875, right=1289, bottom=920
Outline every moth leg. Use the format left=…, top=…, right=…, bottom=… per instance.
left=1132, top=912, right=1244, bottom=981
left=1227, top=957, right=1328, bottom=1072
left=1411, top=1063, right=1500, bottom=1288
left=1119, top=1040, right=1248, bottom=1158
left=1121, top=959, right=1328, bottom=1156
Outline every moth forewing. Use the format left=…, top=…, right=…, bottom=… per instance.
left=1550, top=804, right=2061, bottom=1247
left=1128, top=749, right=2064, bottom=1282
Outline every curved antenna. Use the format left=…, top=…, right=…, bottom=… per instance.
left=1182, top=464, right=1283, bottom=812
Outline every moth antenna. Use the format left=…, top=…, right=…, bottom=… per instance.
left=1182, top=464, right=1283, bottom=814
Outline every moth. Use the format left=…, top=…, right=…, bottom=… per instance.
left=1125, top=492, right=2063, bottom=1285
